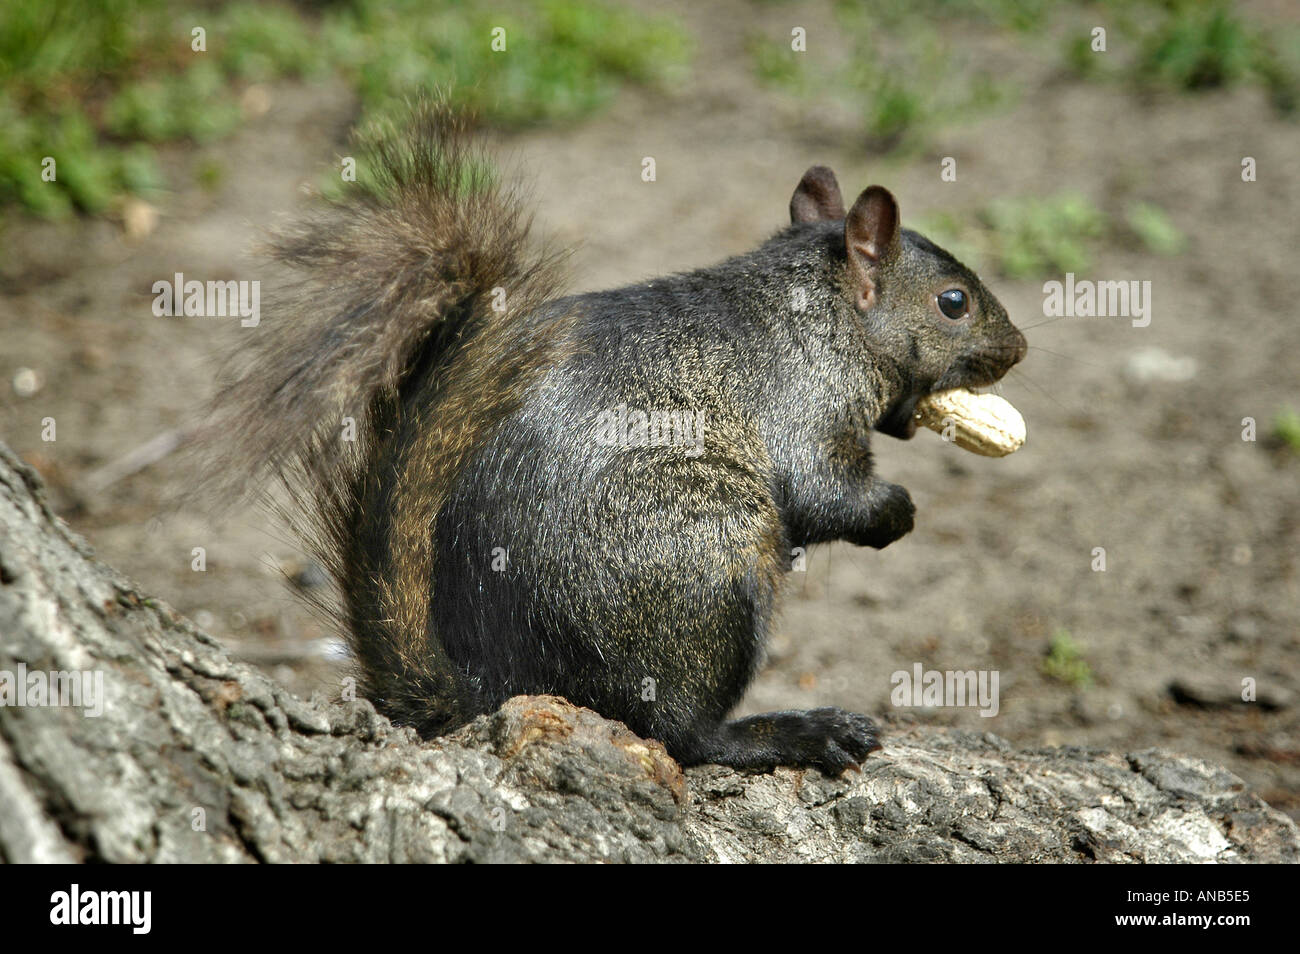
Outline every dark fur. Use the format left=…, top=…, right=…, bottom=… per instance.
left=207, top=100, right=1026, bottom=775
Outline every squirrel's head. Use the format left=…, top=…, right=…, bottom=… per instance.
left=790, top=165, right=1027, bottom=439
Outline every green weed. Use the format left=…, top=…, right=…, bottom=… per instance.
left=0, top=0, right=692, bottom=217
left=1043, top=629, right=1094, bottom=688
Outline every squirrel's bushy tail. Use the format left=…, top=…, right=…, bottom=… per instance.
left=203, top=95, right=566, bottom=734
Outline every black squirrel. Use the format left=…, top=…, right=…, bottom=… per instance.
left=205, top=98, right=1026, bottom=775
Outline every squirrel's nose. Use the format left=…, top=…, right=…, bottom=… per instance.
left=1010, top=329, right=1028, bottom=365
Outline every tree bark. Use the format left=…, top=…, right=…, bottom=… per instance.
left=0, top=443, right=1295, bottom=863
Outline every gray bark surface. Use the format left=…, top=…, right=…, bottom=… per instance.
left=1, top=443, right=1295, bottom=863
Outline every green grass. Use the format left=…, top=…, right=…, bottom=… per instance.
left=1067, top=0, right=1300, bottom=113
left=0, top=0, right=692, bottom=218
left=1274, top=407, right=1300, bottom=453
left=984, top=194, right=1107, bottom=278
left=0, top=0, right=321, bottom=216
left=105, top=61, right=247, bottom=145
left=747, top=0, right=1300, bottom=158
left=6, top=0, right=1298, bottom=219
left=1123, top=202, right=1187, bottom=257
left=748, top=1, right=1011, bottom=153
left=1043, top=629, right=1094, bottom=688
left=746, top=31, right=807, bottom=91
left=326, top=0, right=690, bottom=128
left=920, top=193, right=1186, bottom=279
left=1136, top=3, right=1256, bottom=91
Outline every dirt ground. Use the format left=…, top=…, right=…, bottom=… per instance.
left=2, top=1, right=1297, bottom=819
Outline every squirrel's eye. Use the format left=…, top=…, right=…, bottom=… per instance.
left=937, top=289, right=968, bottom=320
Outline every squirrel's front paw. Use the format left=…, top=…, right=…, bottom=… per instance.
left=851, top=481, right=915, bottom=549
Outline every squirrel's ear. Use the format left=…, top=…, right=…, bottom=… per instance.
left=845, top=186, right=900, bottom=309
left=790, top=166, right=846, bottom=224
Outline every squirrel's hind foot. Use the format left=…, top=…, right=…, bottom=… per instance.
left=677, top=707, right=881, bottom=776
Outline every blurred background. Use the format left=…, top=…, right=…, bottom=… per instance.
left=0, top=0, right=1297, bottom=817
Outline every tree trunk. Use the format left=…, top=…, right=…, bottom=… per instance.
left=0, top=443, right=1295, bottom=863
